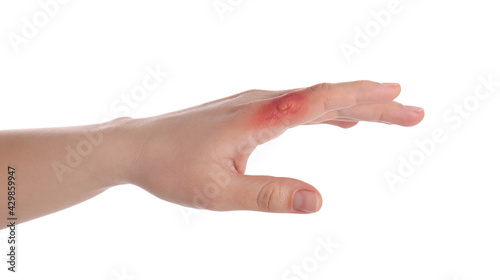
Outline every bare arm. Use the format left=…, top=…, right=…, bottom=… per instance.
left=0, top=119, right=133, bottom=227
left=0, top=81, right=424, bottom=229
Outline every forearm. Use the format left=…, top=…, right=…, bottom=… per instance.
left=0, top=118, right=133, bottom=228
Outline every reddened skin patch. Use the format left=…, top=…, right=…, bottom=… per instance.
left=249, top=89, right=310, bottom=130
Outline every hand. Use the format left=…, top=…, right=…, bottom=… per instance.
left=119, top=81, right=424, bottom=213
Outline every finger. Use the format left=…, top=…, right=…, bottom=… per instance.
left=307, top=120, right=359, bottom=128
left=245, top=81, right=401, bottom=132
left=310, top=102, right=425, bottom=127
left=208, top=173, right=322, bottom=213
left=315, top=81, right=401, bottom=110
left=323, top=120, right=359, bottom=128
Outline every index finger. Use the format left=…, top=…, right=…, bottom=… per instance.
left=246, top=80, right=401, bottom=131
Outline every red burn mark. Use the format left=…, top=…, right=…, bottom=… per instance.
left=250, top=89, right=309, bottom=129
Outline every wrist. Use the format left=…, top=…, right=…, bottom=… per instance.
left=98, top=117, right=139, bottom=187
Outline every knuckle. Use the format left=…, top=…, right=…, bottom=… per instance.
left=377, top=110, right=386, bottom=122
left=256, top=181, right=285, bottom=212
left=356, top=80, right=375, bottom=88
left=310, top=82, right=332, bottom=93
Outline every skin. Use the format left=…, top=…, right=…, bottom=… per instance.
left=0, top=81, right=424, bottom=229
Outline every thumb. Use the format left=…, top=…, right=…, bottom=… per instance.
left=223, top=174, right=322, bottom=213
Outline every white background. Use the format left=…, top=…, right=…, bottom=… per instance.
left=1, top=0, right=500, bottom=279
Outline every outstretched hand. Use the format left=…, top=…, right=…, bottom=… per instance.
left=121, top=80, right=424, bottom=214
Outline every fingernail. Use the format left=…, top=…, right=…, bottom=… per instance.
left=293, top=190, right=319, bottom=212
left=381, top=83, right=399, bottom=87
left=404, top=105, right=424, bottom=113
